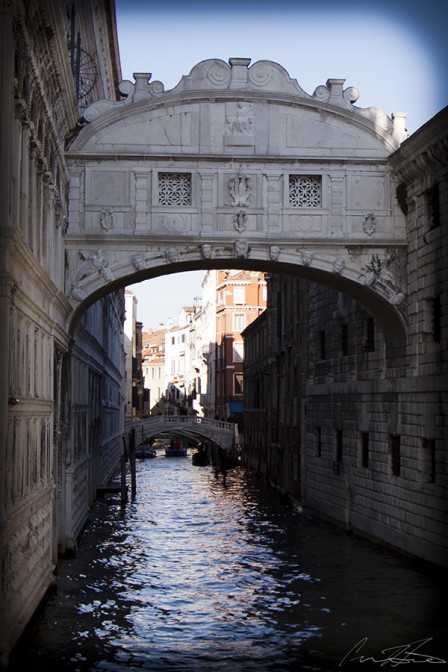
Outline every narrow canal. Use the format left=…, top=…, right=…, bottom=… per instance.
left=10, top=454, right=447, bottom=672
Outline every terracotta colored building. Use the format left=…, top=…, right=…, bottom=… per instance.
left=214, top=270, right=267, bottom=422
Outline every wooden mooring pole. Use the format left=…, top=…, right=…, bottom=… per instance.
left=129, top=428, right=137, bottom=499
left=121, top=436, right=128, bottom=503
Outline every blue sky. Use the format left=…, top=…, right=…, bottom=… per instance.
left=116, top=0, right=447, bottom=330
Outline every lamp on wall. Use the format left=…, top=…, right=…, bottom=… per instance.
left=8, top=395, right=19, bottom=406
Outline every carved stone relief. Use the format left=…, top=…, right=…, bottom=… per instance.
left=70, top=250, right=114, bottom=300
left=200, top=244, right=213, bottom=259
left=100, top=208, right=116, bottom=231
left=165, top=247, right=179, bottom=263
left=301, top=250, right=314, bottom=266
left=233, top=211, right=248, bottom=233
left=269, top=245, right=281, bottom=261
left=333, top=256, right=346, bottom=274
left=229, top=175, right=251, bottom=207
left=234, top=240, right=250, bottom=259
left=359, top=251, right=405, bottom=304
left=362, top=212, right=376, bottom=236
left=226, top=102, right=253, bottom=135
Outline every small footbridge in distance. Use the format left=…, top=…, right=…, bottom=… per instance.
left=137, top=415, right=238, bottom=451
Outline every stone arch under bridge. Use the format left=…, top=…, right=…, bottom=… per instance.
left=65, top=57, right=408, bottom=342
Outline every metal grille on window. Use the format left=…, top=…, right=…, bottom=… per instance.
left=159, top=173, right=191, bottom=205
left=289, top=175, right=321, bottom=207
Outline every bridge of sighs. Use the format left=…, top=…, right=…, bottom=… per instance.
left=65, top=57, right=409, bottom=341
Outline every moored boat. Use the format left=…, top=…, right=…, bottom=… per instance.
left=165, top=438, right=187, bottom=457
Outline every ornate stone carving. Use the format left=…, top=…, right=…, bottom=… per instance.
left=70, top=286, right=87, bottom=301
left=359, top=251, right=405, bottom=303
left=269, top=245, right=281, bottom=261
left=70, top=250, right=114, bottom=300
left=234, top=240, right=250, bottom=259
left=333, top=256, right=346, bottom=274
left=301, top=250, right=314, bottom=266
left=289, top=176, right=321, bottom=207
left=200, top=244, right=213, bottom=259
left=362, top=212, right=376, bottom=236
left=226, top=102, right=253, bottom=135
left=159, top=173, right=191, bottom=206
left=100, top=208, right=116, bottom=231
left=131, top=255, right=148, bottom=271
left=233, top=211, right=248, bottom=233
left=165, top=247, right=178, bottom=263
left=229, top=175, right=251, bottom=207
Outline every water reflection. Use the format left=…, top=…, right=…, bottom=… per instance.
left=9, top=457, right=447, bottom=671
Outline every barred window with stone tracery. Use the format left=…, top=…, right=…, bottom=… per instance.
left=289, top=175, right=321, bottom=207
left=158, top=173, right=191, bottom=205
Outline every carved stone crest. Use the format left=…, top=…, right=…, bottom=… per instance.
left=362, top=212, right=376, bottom=236
left=100, top=208, right=116, bottom=231
left=233, top=211, right=248, bottom=233
left=229, top=175, right=251, bottom=207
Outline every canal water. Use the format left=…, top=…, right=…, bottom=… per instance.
left=9, top=454, right=447, bottom=672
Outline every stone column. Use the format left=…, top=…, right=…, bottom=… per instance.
left=134, top=171, right=149, bottom=231
left=266, top=172, right=282, bottom=233
left=330, top=175, right=344, bottom=236
left=199, top=170, right=215, bottom=234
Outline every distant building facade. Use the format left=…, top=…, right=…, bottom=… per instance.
left=142, top=328, right=167, bottom=415
left=214, top=270, right=267, bottom=421
left=164, top=307, right=196, bottom=413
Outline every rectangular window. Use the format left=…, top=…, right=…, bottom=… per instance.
left=233, top=313, right=246, bottom=332
left=158, top=172, right=191, bottom=205
left=336, top=429, right=343, bottom=463
left=233, top=287, right=245, bottom=304
left=319, top=330, right=326, bottom=359
left=390, top=435, right=401, bottom=476
left=426, top=183, right=440, bottom=230
left=315, top=427, right=322, bottom=457
left=422, top=438, right=436, bottom=483
left=234, top=373, right=244, bottom=395
left=432, top=294, right=441, bottom=343
left=233, top=341, right=244, bottom=362
left=365, top=317, right=375, bottom=352
left=361, top=432, right=369, bottom=469
left=341, top=323, right=348, bottom=356
left=289, top=175, right=321, bottom=207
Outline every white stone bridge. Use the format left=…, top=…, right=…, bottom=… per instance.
left=65, top=57, right=409, bottom=347
left=135, top=415, right=237, bottom=451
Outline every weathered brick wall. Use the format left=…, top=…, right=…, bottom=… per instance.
left=303, top=109, right=448, bottom=566
left=243, top=110, right=447, bottom=566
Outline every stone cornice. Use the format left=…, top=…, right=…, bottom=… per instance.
left=389, top=106, right=448, bottom=183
